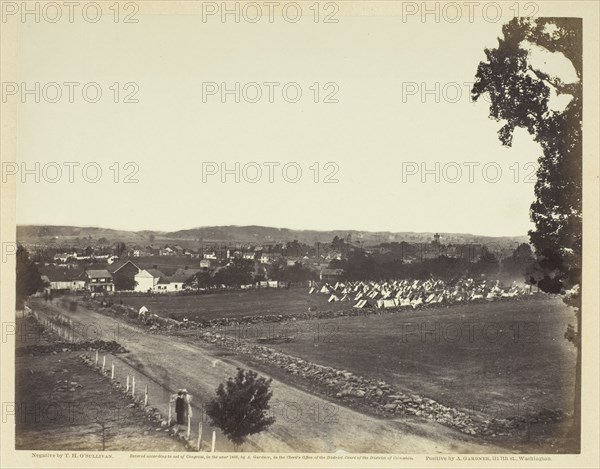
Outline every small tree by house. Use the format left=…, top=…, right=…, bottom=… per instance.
left=16, top=245, right=44, bottom=308
left=206, top=368, right=275, bottom=449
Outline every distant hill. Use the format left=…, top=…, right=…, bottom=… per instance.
left=16, top=225, right=151, bottom=244
left=16, top=224, right=528, bottom=250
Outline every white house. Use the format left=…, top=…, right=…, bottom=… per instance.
left=40, top=267, right=85, bottom=292
left=134, top=268, right=199, bottom=293
left=134, top=269, right=165, bottom=292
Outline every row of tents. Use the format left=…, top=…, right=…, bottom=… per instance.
left=308, top=278, right=536, bottom=309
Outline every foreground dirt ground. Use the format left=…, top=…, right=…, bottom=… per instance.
left=15, top=351, right=186, bottom=452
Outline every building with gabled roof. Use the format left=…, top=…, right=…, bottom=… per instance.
left=84, top=269, right=114, bottom=292
left=134, top=269, right=165, bottom=292
left=40, top=266, right=85, bottom=292
left=108, top=260, right=140, bottom=291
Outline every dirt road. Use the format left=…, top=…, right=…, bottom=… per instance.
left=27, top=297, right=505, bottom=453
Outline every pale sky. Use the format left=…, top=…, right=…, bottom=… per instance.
left=13, top=10, right=548, bottom=237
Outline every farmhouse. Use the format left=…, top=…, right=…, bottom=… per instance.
left=168, top=268, right=202, bottom=291
left=203, top=251, right=217, bottom=260
left=84, top=269, right=114, bottom=292
left=134, top=268, right=165, bottom=292
left=154, top=277, right=172, bottom=291
left=133, top=267, right=199, bottom=293
left=40, top=267, right=85, bottom=292
left=108, top=260, right=140, bottom=291
left=160, top=246, right=175, bottom=256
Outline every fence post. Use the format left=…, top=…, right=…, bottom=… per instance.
left=111, top=363, right=115, bottom=380
left=187, top=413, right=191, bottom=439
left=197, top=422, right=202, bottom=451
left=132, top=375, right=135, bottom=397
left=95, top=350, right=99, bottom=367
left=211, top=431, right=216, bottom=452
left=144, top=385, right=148, bottom=406
left=126, top=375, right=130, bottom=392
left=102, top=356, right=106, bottom=373
left=168, top=400, right=172, bottom=426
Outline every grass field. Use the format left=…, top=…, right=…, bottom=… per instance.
left=116, top=290, right=576, bottom=424
left=234, top=296, right=577, bottom=422
left=116, top=288, right=346, bottom=320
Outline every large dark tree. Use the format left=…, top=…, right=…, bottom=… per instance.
left=472, top=17, right=582, bottom=444
left=206, top=368, right=275, bottom=449
left=16, top=245, right=44, bottom=308
left=213, top=259, right=254, bottom=287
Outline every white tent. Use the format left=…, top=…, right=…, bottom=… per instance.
left=353, top=299, right=369, bottom=309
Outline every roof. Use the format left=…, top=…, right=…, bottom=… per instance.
left=145, top=268, right=165, bottom=278
left=86, top=269, right=113, bottom=279
left=39, top=266, right=84, bottom=282
left=108, top=260, right=140, bottom=274
left=171, top=268, right=202, bottom=282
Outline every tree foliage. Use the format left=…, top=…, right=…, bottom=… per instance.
left=472, top=18, right=582, bottom=442
left=213, top=259, right=254, bottom=286
left=269, top=260, right=317, bottom=283
left=113, top=275, right=136, bottom=291
left=189, top=271, right=214, bottom=289
left=206, top=368, right=275, bottom=447
left=16, top=245, right=44, bottom=308
left=472, top=17, right=582, bottom=314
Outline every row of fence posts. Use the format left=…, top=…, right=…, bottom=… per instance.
left=39, top=315, right=75, bottom=343
left=94, top=350, right=216, bottom=452
left=31, top=312, right=217, bottom=452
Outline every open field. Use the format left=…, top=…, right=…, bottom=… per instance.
left=25, top=294, right=578, bottom=452
left=26, top=298, right=502, bottom=453
left=219, top=296, right=576, bottom=424
left=116, top=288, right=344, bottom=320
left=116, top=290, right=576, bottom=425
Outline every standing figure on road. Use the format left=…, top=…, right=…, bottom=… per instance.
left=175, top=390, right=185, bottom=431
left=173, top=389, right=193, bottom=433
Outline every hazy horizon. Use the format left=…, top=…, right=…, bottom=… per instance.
left=16, top=222, right=529, bottom=239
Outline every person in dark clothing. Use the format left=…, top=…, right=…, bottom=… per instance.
left=175, top=390, right=185, bottom=426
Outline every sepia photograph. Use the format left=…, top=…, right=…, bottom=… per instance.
left=1, top=1, right=598, bottom=468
